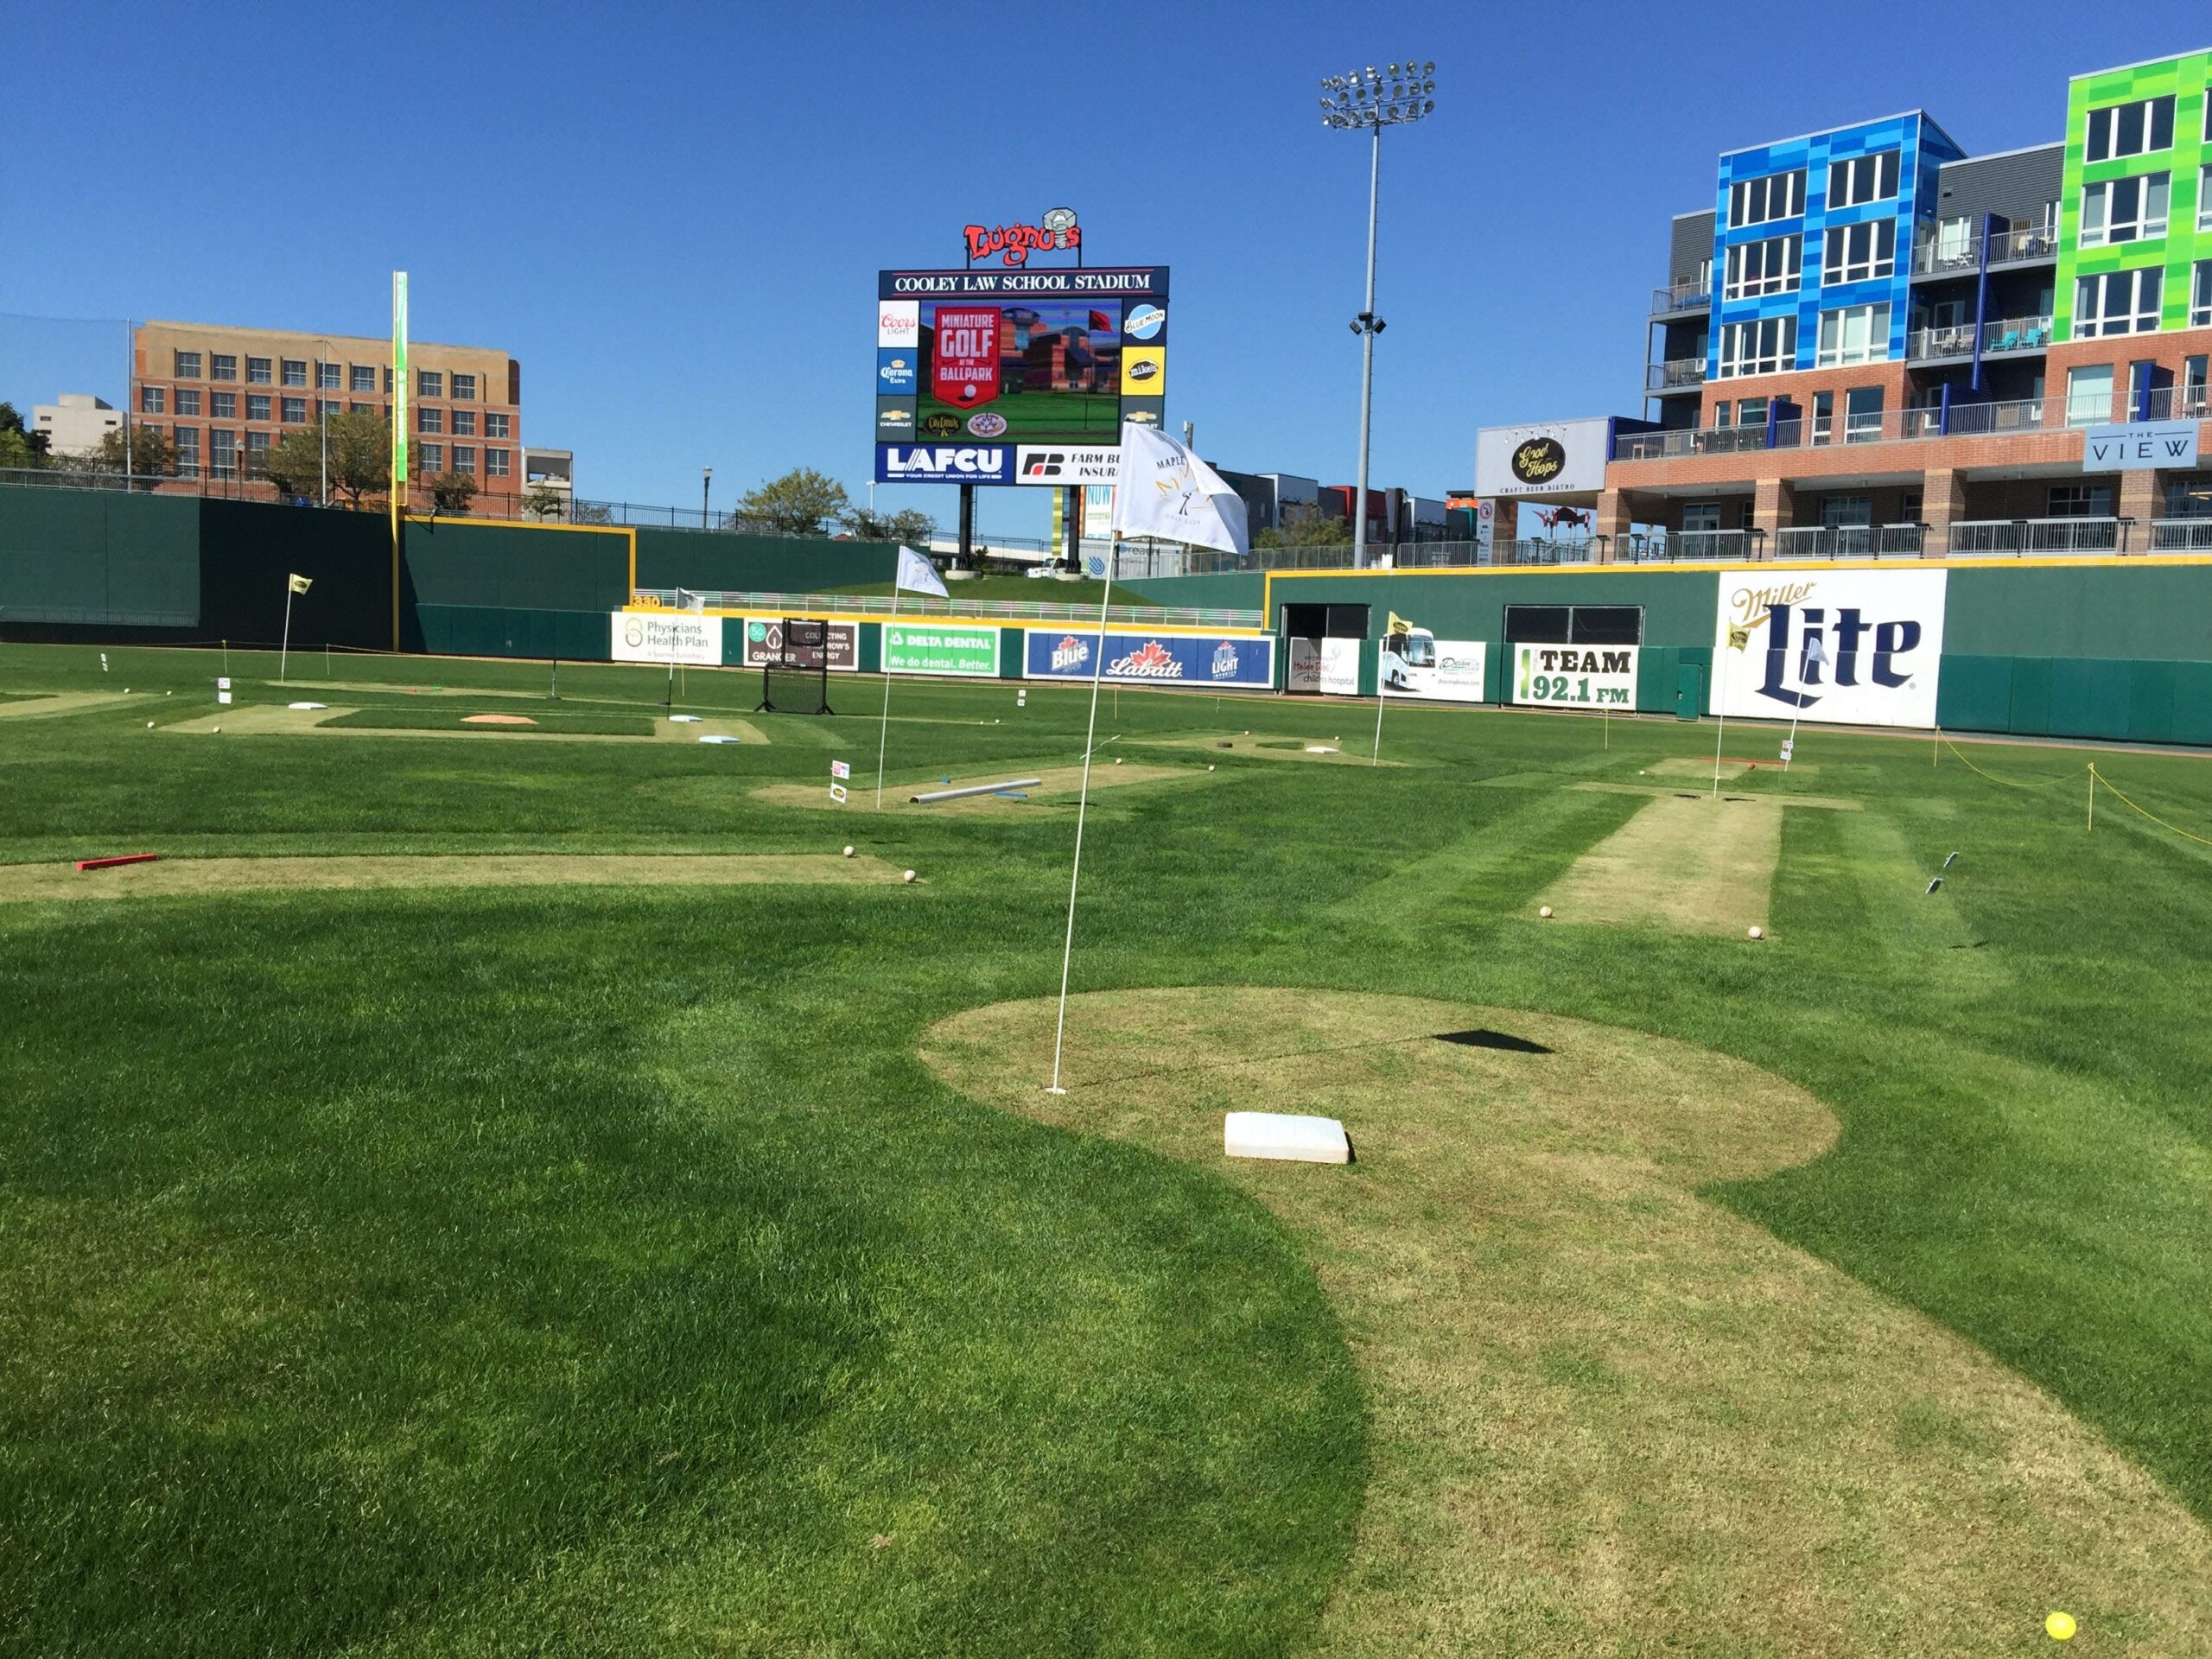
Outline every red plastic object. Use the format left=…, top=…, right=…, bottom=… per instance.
left=74, top=854, right=158, bottom=872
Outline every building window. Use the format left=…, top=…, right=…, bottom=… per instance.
left=1734, top=397, right=1769, bottom=429
left=419, top=442, right=443, bottom=471
left=349, top=401, right=372, bottom=415
left=453, top=445, right=476, bottom=474
left=2194, top=261, right=2212, bottom=327
left=351, top=364, right=377, bottom=392
left=384, top=367, right=394, bottom=394
left=281, top=358, right=307, bottom=387
left=210, top=429, right=237, bottom=467
left=2085, top=95, right=2175, bottom=162
left=1682, top=502, right=1722, bottom=532
left=485, top=411, right=510, bottom=439
left=245, top=355, right=272, bottom=385
left=450, top=409, right=475, bottom=436
left=486, top=448, right=510, bottom=478
left=174, top=350, right=202, bottom=378
left=317, top=360, right=341, bottom=391
left=2202, top=165, right=2212, bottom=232
left=418, top=406, right=442, bottom=434
left=281, top=397, right=307, bottom=424
left=210, top=353, right=238, bottom=381
left=1811, top=388, right=1835, bottom=444
left=1724, top=234, right=1801, bottom=299
left=2049, top=482, right=2114, bottom=518
left=1822, top=219, right=1897, bottom=284
left=1717, top=315, right=1796, bottom=378
left=1820, top=496, right=1873, bottom=528
left=451, top=372, right=476, bottom=401
left=2075, top=267, right=2163, bottom=336
left=2081, top=174, right=2169, bottom=245
left=1729, top=168, right=1805, bottom=229
left=318, top=399, right=340, bottom=420
left=1817, top=303, right=1891, bottom=366
left=245, top=394, right=271, bottom=423
left=1845, top=385, right=1885, bottom=442
left=211, top=391, right=238, bottom=419
left=140, top=385, right=166, bottom=414
left=1827, top=150, right=1900, bottom=208
left=174, top=428, right=200, bottom=473
left=2066, top=363, right=2115, bottom=425
left=417, top=370, right=442, bottom=397
left=245, top=429, right=271, bottom=454
left=175, top=388, right=201, bottom=416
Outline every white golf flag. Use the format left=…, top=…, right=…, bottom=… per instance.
left=896, top=544, right=949, bottom=598
left=1802, top=632, right=1829, bottom=670
left=1109, top=422, right=1249, bottom=555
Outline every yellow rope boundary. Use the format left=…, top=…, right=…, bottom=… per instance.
left=2089, top=766, right=2212, bottom=849
left=1936, top=733, right=2074, bottom=791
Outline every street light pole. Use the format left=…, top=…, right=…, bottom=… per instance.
left=702, top=466, right=713, bottom=531
left=1322, top=60, right=1435, bottom=570
left=318, top=339, right=330, bottom=507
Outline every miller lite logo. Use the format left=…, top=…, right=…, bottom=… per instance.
left=1719, top=572, right=1949, bottom=729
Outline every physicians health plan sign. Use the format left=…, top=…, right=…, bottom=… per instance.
left=884, top=622, right=1000, bottom=677
left=613, top=610, right=721, bottom=666
left=1025, top=628, right=1274, bottom=689
left=1712, top=569, right=1948, bottom=728
left=1511, top=644, right=1638, bottom=708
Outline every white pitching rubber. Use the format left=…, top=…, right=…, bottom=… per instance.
left=1224, top=1111, right=1351, bottom=1165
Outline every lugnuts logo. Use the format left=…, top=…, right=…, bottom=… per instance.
left=963, top=207, right=1080, bottom=267
left=1510, top=436, right=1567, bottom=485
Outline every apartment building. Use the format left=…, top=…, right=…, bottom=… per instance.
left=130, top=321, right=520, bottom=494
left=1486, top=47, right=2212, bottom=561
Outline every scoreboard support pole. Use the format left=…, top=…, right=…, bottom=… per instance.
left=957, top=484, right=976, bottom=569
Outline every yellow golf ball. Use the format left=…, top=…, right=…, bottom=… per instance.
left=2046, top=1611, right=2076, bottom=1641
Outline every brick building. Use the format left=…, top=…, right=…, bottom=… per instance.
left=1482, top=47, right=2212, bottom=561
left=130, top=320, right=520, bottom=501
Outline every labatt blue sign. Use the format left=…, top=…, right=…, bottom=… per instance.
left=1024, top=628, right=1274, bottom=689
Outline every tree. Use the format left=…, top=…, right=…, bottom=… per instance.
left=263, top=411, right=390, bottom=508
left=426, top=471, right=480, bottom=513
left=524, top=482, right=567, bottom=520
left=88, top=424, right=177, bottom=478
left=1255, top=512, right=1354, bottom=549
left=0, top=402, right=50, bottom=471
left=842, top=503, right=938, bottom=546
left=732, top=467, right=849, bottom=536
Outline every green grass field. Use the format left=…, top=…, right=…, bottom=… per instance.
left=3, top=640, right=2209, bottom=1656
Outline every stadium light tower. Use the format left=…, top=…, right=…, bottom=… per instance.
left=1321, top=60, right=1436, bottom=569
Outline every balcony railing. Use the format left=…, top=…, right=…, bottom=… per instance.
left=1986, top=224, right=2058, bottom=264
left=1775, top=524, right=1927, bottom=559
left=1906, top=322, right=1979, bottom=360
left=1940, top=397, right=2047, bottom=435
left=1948, top=517, right=2133, bottom=556
left=2150, top=518, right=2212, bottom=551
left=1911, top=234, right=1981, bottom=276
left=1650, top=276, right=1709, bottom=315
left=1645, top=356, right=1707, bottom=391
left=1982, top=315, right=2054, bottom=353
left=2133, top=385, right=2212, bottom=422
left=1615, top=424, right=1770, bottom=461
left=1496, top=538, right=1597, bottom=566
left=1612, top=389, right=2196, bottom=461
left=1623, top=529, right=1758, bottom=563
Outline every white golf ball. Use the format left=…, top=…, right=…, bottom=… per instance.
left=124, top=687, right=130, bottom=693
left=1206, top=764, right=1215, bottom=772
left=1114, top=757, right=1122, bottom=766
left=212, top=726, right=221, bottom=733
left=146, top=721, right=155, bottom=728
left=1539, top=906, right=1554, bottom=918
left=1748, top=925, right=1764, bottom=940
left=842, top=845, right=855, bottom=857
left=902, top=869, right=917, bottom=883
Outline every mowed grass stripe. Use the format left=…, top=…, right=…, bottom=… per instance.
left=1537, top=793, right=1783, bottom=936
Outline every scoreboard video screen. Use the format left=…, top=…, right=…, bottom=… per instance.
left=874, top=265, right=1168, bottom=486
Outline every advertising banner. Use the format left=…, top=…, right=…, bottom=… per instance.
left=875, top=444, right=1014, bottom=484
left=884, top=622, right=1000, bottom=678
left=876, top=347, right=918, bottom=395
left=740, top=616, right=858, bottom=672
left=613, top=610, right=722, bottom=666
left=1510, top=643, right=1639, bottom=708
left=1288, top=638, right=1362, bottom=696
left=1025, top=628, right=1274, bottom=689
left=1016, top=445, right=1119, bottom=485
left=1711, top=569, right=1948, bottom=728
left=1383, top=637, right=1487, bottom=702
left=2082, top=420, right=2199, bottom=472
left=1474, top=417, right=1612, bottom=497
left=931, top=308, right=1002, bottom=410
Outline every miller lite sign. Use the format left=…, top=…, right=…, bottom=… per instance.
left=1711, top=570, right=1948, bottom=728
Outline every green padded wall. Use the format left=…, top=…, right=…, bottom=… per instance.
left=0, top=486, right=200, bottom=628
left=198, top=498, right=391, bottom=649
left=1258, top=569, right=1724, bottom=645
left=413, top=604, right=610, bottom=661
left=403, top=519, right=631, bottom=613
left=1118, top=573, right=1268, bottom=613
left=632, top=531, right=895, bottom=595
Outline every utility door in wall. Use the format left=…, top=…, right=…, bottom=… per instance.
left=1676, top=662, right=1707, bottom=720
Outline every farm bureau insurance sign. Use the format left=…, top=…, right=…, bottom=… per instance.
left=1511, top=644, right=1638, bottom=708
left=1711, top=569, right=1948, bottom=729
left=613, top=611, right=721, bottom=666
left=884, top=623, right=1000, bottom=678
left=1024, top=629, right=1274, bottom=689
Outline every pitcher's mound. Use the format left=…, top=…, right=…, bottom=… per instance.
left=461, top=713, right=536, bottom=726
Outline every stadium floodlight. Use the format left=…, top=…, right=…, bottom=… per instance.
left=1316, top=57, right=1437, bottom=570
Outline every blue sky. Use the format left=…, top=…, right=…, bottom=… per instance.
left=3, top=1, right=2202, bottom=540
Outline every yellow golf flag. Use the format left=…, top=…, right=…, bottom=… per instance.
left=1387, top=611, right=1412, bottom=636
left=288, top=573, right=313, bottom=595
left=1726, top=624, right=1749, bottom=651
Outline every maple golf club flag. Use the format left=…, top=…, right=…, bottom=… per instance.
left=1109, top=422, right=1249, bottom=556
left=287, top=573, right=313, bottom=595
left=895, top=545, right=949, bottom=598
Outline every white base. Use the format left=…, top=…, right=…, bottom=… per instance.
left=1224, top=1111, right=1351, bottom=1165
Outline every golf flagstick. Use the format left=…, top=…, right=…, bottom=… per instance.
left=1714, top=623, right=1745, bottom=798
left=1047, top=536, right=1116, bottom=1095
left=1370, top=649, right=1386, bottom=764
left=875, top=583, right=900, bottom=809
left=279, top=583, right=294, bottom=683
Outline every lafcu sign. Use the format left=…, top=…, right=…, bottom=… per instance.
left=1712, top=570, right=1949, bottom=729
left=964, top=207, right=1080, bottom=267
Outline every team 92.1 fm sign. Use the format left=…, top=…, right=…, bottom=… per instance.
left=1024, top=628, right=1274, bottom=689
left=1510, top=643, right=1639, bottom=708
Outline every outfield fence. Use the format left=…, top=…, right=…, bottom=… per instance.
left=630, top=588, right=1263, bottom=630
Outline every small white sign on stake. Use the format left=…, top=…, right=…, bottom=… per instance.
left=830, top=760, right=851, bottom=779
left=829, top=781, right=848, bottom=804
